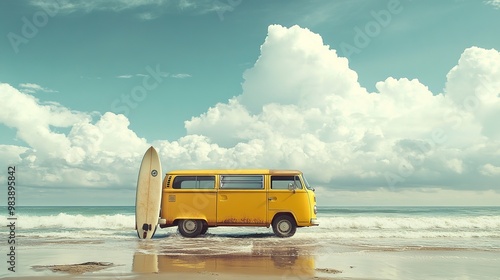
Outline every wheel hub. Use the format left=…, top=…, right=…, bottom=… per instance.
left=278, top=221, right=290, bottom=232
left=184, top=220, right=196, bottom=232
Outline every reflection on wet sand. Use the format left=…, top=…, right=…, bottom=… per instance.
left=132, top=253, right=158, bottom=273
left=133, top=241, right=315, bottom=277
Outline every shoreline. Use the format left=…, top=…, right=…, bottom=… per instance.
left=2, top=236, right=499, bottom=280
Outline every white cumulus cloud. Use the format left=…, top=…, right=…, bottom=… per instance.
left=1, top=24, right=499, bottom=201
left=0, top=83, right=149, bottom=188
left=181, top=25, right=500, bottom=191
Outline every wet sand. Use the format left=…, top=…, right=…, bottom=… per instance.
left=2, top=233, right=500, bottom=280
left=31, top=262, right=115, bottom=275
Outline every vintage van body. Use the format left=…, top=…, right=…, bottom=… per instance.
left=158, top=169, right=318, bottom=237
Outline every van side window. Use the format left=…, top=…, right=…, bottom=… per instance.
left=271, top=176, right=303, bottom=189
left=220, top=175, right=263, bottom=189
left=172, top=176, right=215, bottom=189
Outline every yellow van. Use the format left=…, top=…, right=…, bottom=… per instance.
left=158, top=169, right=318, bottom=237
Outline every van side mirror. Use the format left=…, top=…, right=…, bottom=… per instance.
left=288, top=183, right=296, bottom=193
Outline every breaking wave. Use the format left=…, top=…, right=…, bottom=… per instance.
left=12, top=213, right=135, bottom=230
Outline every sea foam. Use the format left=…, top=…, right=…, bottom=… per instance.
left=13, top=213, right=135, bottom=230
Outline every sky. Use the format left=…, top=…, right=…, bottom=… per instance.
left=1, top=0, right=499, bottom=206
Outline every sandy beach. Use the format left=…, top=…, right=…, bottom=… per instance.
left=3, top=229, right=500, bottom=280
left=3, top=206, right=500, bottom=279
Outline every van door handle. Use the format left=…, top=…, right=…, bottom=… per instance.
left=268, top=197, right=277, bottom=201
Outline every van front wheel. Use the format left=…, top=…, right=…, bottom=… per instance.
left=200, top=223, right=209, bottom=235
left=178, top=219, right=203, bottom=238
left=272, top=215, right=296, bottom=238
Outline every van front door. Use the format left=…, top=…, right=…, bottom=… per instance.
left=216, top=175, right=267, bottom=225
left=268, top=175, right=311, bottom=225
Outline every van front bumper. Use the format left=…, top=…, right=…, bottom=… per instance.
left=310, top=218, right=319, bottom=226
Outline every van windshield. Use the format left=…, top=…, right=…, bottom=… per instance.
left=302, top=175, right=314, bottom=190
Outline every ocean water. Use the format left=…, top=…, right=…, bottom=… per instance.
left=2, top=206, right=499, bottom=250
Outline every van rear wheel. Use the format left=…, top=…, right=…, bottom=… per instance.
left=178, top=219, right=203, bottom=238
left=272, top=215, right=296, bottom=238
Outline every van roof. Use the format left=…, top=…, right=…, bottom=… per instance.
left=166, top=169, right=302, bottom=175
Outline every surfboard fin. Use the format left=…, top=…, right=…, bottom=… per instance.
left=142, top=223, right=149, bottom=231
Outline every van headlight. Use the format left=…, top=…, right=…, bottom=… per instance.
left=314, top=205, right=317, bottom=214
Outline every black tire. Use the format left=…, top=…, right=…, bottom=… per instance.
left=178, top=219, right=203, bottom=238
left=272, top=215, right=297, bottom=238
left=200, top=223, right=209, bottom=235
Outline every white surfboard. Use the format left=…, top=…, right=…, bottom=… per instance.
left=135, top=146, right=162, bottom=239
